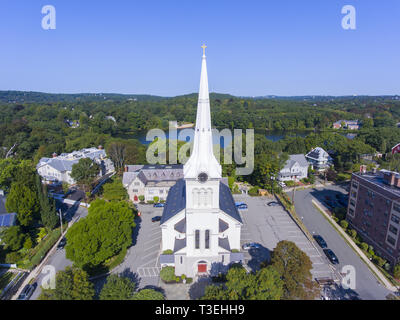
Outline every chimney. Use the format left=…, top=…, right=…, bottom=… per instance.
left=52, top=152, right=58, bottom=158
left=384, top=171, right=396, bottom=185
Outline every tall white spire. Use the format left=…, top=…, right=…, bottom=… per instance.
left=184, top=45, right=222, bottom=180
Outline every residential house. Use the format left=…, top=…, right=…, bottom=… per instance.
left=37, top=147, right=115, bottom=185
left=306, top=147, right=333, bottom=171
left=278, top=154, right=309, bottom=182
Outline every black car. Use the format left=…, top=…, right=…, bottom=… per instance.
left=313, top=235, right=328, bottom=249
left=17, top=283, right=37, bottom=300
left=57, top=237, right=66, bottom=250
left=152, top=216, right=162, bottom=222
left=323, top=249, right=339, bottom=264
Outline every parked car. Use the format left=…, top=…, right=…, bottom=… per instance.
left=17, top=283, right=37, bottom=300
left=242, top=243, right=261, bottom=250
left=153, top=203, right=165, bottom=208
left=323, top=249, right=339, bottom=264
left=267, top=201, right=279, bottom=207
left=313, top=235, right=328, bottom=249
left=152, top=216, right=162, bottom=222
left=237, top=204, right=248, bottom=210
left=57, top=237, right=66, bottom=250
left=278, top=182, right=286, bottom=188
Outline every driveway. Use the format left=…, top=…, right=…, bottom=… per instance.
left=111, top=204, right=163, bottom=289
left=30, top=204, right=88, bottom=300
left=292, top=185, right=392, bottom=300
left=233, top=194, right=336, bottom=281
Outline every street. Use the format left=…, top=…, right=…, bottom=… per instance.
left=292, top=184, right=392, bottom=300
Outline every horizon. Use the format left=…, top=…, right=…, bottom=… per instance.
left=1, top=0, right=399, bottom=96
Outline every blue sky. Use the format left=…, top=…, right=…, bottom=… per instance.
left=0, top=0, right=399, bottom=96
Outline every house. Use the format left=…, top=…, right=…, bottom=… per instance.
left=332, top=120, right=360, bottom=130
left=278, top=154, right=309, bottom=182
left=37, top=147, right=115, bottom=185
left=306, top=147, right=333, bottom=171
left=123, top=164, right=184, bottom=202
left=159, top=46, right=243, bottom=278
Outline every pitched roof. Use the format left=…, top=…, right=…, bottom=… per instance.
left=282, top=154, right=308, bottom=171
left=0, top=213, right=17, bottom=227
left=218, top=237, right=230, bottom=251
left=219, top=182, right=242, bottom=223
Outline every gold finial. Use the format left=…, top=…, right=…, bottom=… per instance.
left=201, top=44, right=207, bottom=56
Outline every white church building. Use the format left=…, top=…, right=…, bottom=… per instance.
left=159, top=46, right=243, bottom=278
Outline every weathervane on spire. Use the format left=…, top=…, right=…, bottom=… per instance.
left=201, top=44, right=207, bottom=56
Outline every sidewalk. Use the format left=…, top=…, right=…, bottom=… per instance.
left=312, top=198, right=398, bottom=292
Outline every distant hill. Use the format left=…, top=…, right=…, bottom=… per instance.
left=0, top=90, right=398, bottom=104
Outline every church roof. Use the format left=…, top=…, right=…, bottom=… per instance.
left=160, top=179, right=242, bottom=224
left=174, top=238, right=186, bottom=253
left=218, top=237, right=230, bottom=251
left=160, top=179, right=186, bottom=224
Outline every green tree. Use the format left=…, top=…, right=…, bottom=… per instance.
left=70, top=158, right=100, bottom=193
left=36, top=175, right=58, bottom=230
left=393, top=263, right=400, bottom=279
left=132, top=289, right=165, bottom=300
left=99, top=274, right=136, bottom=300
left=202, top=266, right=283, bottom=300
left=271, top=240, right=318, bottom=300
left=39, top=266, right=94, bottom=300
left=102, top=178, right=127, bottom=201
left=6, top=182, right=39, bottom=226
left=65, top=199, right=135, bottom=270
left=1, top=226, right=25, bottom=251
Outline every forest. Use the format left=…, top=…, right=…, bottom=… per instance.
left=1, top=90, right=400, bottom=190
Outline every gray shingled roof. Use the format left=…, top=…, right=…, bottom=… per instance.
left=218, top=237, right=230, bottom=251
left=283, top=154, right=308, bottom=170
left=174, top=218, right=186, bottom=233
left=219, top=219, right=229, bottom=233
left=160, top=179, right=242, bottom=224
left=160, top=179, right=186, bottom=224
left=174, top=238, right=186, bottom=253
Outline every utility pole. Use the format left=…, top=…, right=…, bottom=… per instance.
left=59, top=209, right=63, bottom=235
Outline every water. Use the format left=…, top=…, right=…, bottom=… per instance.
left=265, top=130, right=310, bottom=142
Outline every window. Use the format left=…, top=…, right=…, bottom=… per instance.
left=391, top=214, right=400, bottom=224
left=222, top=255, right=224, bottom=263
left=205, top=230, right=210, bottom=249
left=195, top=230, right=200, bottom=249
left=389, top=225, right=398, bottom=235
left=180, top=256, right=183, bottom=264
left=387, top=235, right=396, bottom=246
left=132, top=189, right=138, bottom=193
left=393, top=203, right=400, bottom=214
left=134, top=182, right=140, bottom=186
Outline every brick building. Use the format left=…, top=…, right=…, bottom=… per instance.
left=347, top=169, right=400, bottom=265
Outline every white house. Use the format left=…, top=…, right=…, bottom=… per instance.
left=305, top=147, right=333, bottom=171
left=37, top=147, right=115, bottom=185
left=278, top=154, right=309, bottom=182
left=123, top=164, right=184, bottom=202
left=159, top=46, right=243, bottom=278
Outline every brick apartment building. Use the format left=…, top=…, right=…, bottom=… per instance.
left=347, top=169, right=400, bottom=265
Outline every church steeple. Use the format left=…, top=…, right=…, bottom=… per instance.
left=184, top=45, right=222, bottom=180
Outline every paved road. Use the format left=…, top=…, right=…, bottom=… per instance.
left=30, top=204, right=88, bottom=300
left=292, top=185, right=392, bottom=300
left=233, top=194, right=336, bottom=281
left=111, top=204, right=163, bottom=289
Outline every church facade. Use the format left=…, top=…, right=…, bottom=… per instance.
left=159, top=46, right=243, bottom=278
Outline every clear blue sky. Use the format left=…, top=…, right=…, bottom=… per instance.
left=0, top=0, right=399, bottom=96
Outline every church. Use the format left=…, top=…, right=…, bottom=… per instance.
left=159, top=45, right=243, bottom=278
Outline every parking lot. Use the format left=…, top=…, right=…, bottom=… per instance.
left=233, top=194, right=337, bottom=281
left=112, top=204, right=163, bottom=289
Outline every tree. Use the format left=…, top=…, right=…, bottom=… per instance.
left=99, top=274, right=136, bottom=300
left=102, top=178, right=127, bottom=201
left=36, top=175, right=58, bottom=230
left=132, top=289, right=165, bottom=300
left=6, top=182, right=39, bottom=226
left=65, top=199, right=135, bottom=270
left=270, top=240, right=318, bottom=300
left=202, top=265, right=283, bottom=300
left=1, top=226, right=25, bottom=251
left=70, top=158, right=100, bottom=192
left=39, top=266, right=94, bottom=300
left=393, top=263, right=400, bottom=279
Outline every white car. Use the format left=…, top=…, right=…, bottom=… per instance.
left=278, top=182, right=286, bottom=188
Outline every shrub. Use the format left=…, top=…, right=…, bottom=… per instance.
left=132, top=289, right=164, bottom=300
left=160, top=266, right=176, bottom=283
left=374, top=256, right=386, bottom=268
left=147, top=200, right=154, bottom=204
left=186, top=277, right=193, bottom=284
left=360, top=242, right=369, bottom=252
left=162, top=250, right=173, bottom=255
left=138, top=195, right=145, bottom=202
left=153, top=196, right=159, bottom=203
left=340, top=220, right=348, bottom=230
left=285, top=181, right=295, bottom=187
left=23, top=237, right=33, bottom=250
left=248, top=186, right=259, bottom=196
left=5, top=251, right=22, bottom=264
left=348, top=229, right=357, bottom=239
left=394, top=263, right=400, bottom=279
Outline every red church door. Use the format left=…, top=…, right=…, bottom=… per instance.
left=134, top=195, right=138, bottom=202
left=198, top=263, right=207, bottom=273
